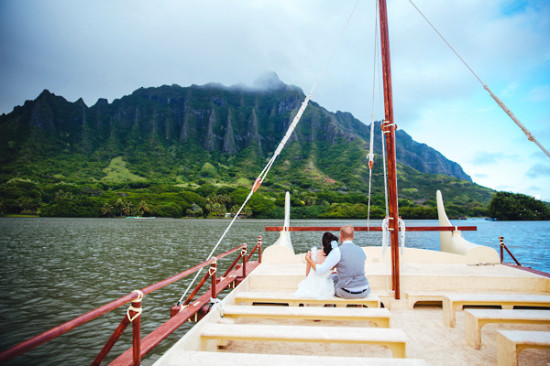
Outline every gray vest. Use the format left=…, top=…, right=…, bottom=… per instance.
left=336, top=241, right=368, bottom=289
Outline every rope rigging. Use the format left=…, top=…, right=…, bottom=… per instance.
left=367, top=0, right=395, bottom=233
left=366, top=0, right=380, bottom=230
left=176, top=0, right=361, bottom=307
left=407, top=0, right=550, bottom=159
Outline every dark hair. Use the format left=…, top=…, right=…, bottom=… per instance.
left=321, top=232, right=338, bottom=256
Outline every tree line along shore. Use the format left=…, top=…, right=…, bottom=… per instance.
left=1, top=180, right=548, bottom=220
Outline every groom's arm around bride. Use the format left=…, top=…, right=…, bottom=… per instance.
left=305, top=225, right=370, bottom=299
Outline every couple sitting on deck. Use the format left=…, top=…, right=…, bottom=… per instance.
left=296, top=225, right=371, bottom=300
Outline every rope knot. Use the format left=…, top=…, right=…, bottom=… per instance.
left=208, top=265, right=217, bottom=276
left=131, top=289, right=144, bottom=302
left=126, top=305, right=142, bottom=322
left=126, top=290, right=144, bottom=322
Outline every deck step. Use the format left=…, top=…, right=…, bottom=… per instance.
left=405, top=291, right=446, bottom=309
left=169, top=351, right=429, bottom=365
left=442, top=293, right=550, bottom=327
left=222, top=305, right=391, bottom=327
left=496, top=330, right=550, bottom=366
left=465, top=309, right=550, bottom=349
left=234, top=291, right=381, bottom=307
left=200, top=323, right=407, bottom=358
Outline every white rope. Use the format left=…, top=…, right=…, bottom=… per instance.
left=381, top=217, right=390, bottom=257
left=208, top=262, right=217, bottom=276
left=366, top=139, right=374, bottom=229
left=367, top=120, right=375, bottom=166
left=126, top=290, right=144, bottom=322
left=381, top=217, right=391, bottom=292
left=369, top=0, right=380, bottom=161
left=176, top=0, right=361, bottom=306
left=381, top=126, right=389, bottom=218
left=126, top=305, right=142, bottom=322
left=399, top=217, right=406, bottom=255
left=407, top=0, right=549, bottom=159
left=131, top=289, right=144, bottom=301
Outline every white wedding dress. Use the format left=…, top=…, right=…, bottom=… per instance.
left=294, top=247, right=335, bottom=300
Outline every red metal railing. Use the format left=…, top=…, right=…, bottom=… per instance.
left=499, top=236, right=521, bottom=266
left=111, top=238, right=263, bottom=366
left=92, top=290, right=143, bottom=366
left=499, top=236, right=550, bottom=278
left=0, top=239, right=262, bottom=365
left=265, top=226, right=477, bottom=232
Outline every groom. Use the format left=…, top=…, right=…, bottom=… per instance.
left=305, top=225, right=370, bottom=298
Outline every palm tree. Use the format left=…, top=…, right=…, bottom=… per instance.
left=101, top=203, right=113, bottom=217
left=136, top=200, right=150, bottom=216
left=114, top=199, right=124, bottom=217
left=54, top=190, right=74, bottom=203
left=208, top=194, right=233, bottom=207
left=206, top=202, right=225, bottom=217
left=231, top=204, right=252, bottom=217
left=241, top=206, right=252, bottom=217
left=123, top=201, right=134, bottom=217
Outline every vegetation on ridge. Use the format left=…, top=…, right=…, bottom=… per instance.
left=0, top=81, right=522, bottom=219
left=488, top=192, right=550, bottom=220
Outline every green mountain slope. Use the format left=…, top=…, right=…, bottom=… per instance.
left=0, top=77, right=493, bottom=218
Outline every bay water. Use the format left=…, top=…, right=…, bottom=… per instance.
left=0, top=217, right=548, bottom=365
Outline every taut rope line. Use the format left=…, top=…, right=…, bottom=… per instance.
left=407, top=0, right=550, bottom=159
left=176, top=0, right=361, bottom=306
left=367, top=0, right=381, bottom=230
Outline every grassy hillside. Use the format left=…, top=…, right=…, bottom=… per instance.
left=0, top=149, right=492, bottom=219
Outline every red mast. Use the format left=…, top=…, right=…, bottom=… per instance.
left=378, top=0, right=400, bottom=299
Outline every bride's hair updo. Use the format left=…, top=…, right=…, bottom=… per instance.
left=321, top=232, right=338, bottom=256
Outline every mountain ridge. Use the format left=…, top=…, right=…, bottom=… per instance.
left=0, top=79, right=472, bottom=183
left=0, top=76, right=492, bottom=218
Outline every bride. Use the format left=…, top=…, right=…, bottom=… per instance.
left=294, top=232, right=337, bottom=300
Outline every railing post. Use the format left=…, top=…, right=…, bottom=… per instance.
left=499, top=236, right=504, bottom=263
left=91, top=290, right=143, bottom=366
left=242, top=244, right=247, bottom=278
left=499, top=236, right=521, bottom=266
left=91, top=318, right=131, bottom=366
left=129, top=292, right=143, bottom=366
left=210, top=258, right=217, bottom=299
left=183, top=270, right=212, bottom=306
left=258, top=236, right=262, bottom=263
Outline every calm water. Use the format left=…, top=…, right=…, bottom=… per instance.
left=0, top=217, right=548, bottom=365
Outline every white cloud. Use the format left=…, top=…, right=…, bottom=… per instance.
left=526, top=164, right=550, bottom=178
left=527, top=85, right=550, bottom=102
left=0, top=0, right=548, bottom=200
left=470, top=151, right=511, bottom=165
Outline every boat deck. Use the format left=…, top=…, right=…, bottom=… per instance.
left=153, top=247, right=550, bottom=366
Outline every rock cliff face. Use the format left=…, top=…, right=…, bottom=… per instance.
left=0, top=76, right=472, bottom=183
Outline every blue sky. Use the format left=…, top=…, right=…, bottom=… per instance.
left=1, top=0, right=549, bottom=200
